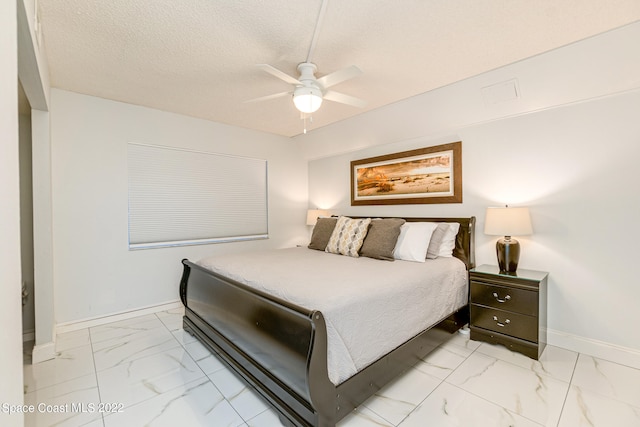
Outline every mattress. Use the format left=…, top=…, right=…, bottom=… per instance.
left=196, top=247, right=468, bottom=385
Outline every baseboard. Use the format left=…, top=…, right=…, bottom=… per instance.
left=32, top=341, right=56, bottom=364
left=546, top=328, right=640, bottom=370
left=56, top=300, right=183, bottom=334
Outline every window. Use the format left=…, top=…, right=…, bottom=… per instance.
left=127, top=143, right=268, bottom=249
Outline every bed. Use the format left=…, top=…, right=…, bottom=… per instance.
left=179, top=216, right=475, bottom=426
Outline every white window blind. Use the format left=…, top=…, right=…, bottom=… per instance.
left=127, top=143, right=268, bottom=249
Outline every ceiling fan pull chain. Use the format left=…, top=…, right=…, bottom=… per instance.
left=301, top=113, right=314, bottom=134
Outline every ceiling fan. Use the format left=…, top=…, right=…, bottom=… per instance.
left=245, top=0, right=366, bottom=119
left=247, top=62, right=366, bottom=114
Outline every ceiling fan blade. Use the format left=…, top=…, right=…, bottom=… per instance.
left=244, top=91, right=292, bottom=103
left=316, top=65, right=362, bottom=88
left=323, top=90, right=367, bottom=108
left=256, top=64, right=301, bottom=85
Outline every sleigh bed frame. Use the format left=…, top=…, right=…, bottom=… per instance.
left=179, top=216, right=475, bottom=427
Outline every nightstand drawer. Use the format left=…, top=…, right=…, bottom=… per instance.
left=470, top=305, right=538, bottom=342
left=470, top=281, right=537, bottom=316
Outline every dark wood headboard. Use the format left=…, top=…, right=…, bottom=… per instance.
left=405, top=217, right=475, bottom=269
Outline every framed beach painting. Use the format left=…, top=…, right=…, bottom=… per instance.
left=351, top=141, right=462, bottom=205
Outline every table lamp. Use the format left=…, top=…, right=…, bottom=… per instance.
left=484, top=206, right=533, bottom=273
left=306, top=209, right=329, bottom=226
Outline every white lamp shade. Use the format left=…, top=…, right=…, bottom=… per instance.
left=306, top=209, right=329, bottom=226
left=484, top=206, right=533, bottom=236
left=293, top=87, right=323, bottom=113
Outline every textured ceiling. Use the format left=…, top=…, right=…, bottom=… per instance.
left=39, top=0, right=640, bottom=137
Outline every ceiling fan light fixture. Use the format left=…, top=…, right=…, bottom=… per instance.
left=293, top=86, right=323, bottom=113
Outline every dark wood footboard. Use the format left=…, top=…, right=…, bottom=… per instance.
left=179, top=216, right=475, bottom=426
left=180, top=259, right=334, bottom=426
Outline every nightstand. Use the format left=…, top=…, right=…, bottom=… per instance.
left=469, top=264, right=548, bottom=359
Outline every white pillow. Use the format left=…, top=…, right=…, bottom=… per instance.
left=426, top=222, right=461, bottom=259
left=393, top=222, right=439, bottom=262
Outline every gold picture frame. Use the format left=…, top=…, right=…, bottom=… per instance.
left=351, top=141, right=462, bottom=205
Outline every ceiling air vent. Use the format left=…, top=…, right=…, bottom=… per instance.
left=481, top=79, right=520, bottom=105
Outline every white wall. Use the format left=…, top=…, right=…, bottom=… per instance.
left=305, top=23, right=640, bottom=366
left=50, top=89, right=308, bottom=324
left=297, top=21, right=640, bottom=160
left=1, top=0, right=25, bottom=424
left=309, top=89, right=640, bottom=354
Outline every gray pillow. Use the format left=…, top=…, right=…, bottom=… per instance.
left=360, top=218, right=406, bottom=260
left=426, top=222, right=460, bottom=259
left=308, top=217, right=338, bottom=251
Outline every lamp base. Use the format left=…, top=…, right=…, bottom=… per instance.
left=496, top=237, right=520, bottom=273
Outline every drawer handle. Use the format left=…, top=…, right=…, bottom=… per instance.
left=492, top=292, right=511, bottom=303
left=492, top=315, right=511, bottom=327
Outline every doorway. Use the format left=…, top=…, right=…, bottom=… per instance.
left=18, top=80, right=35, bottom=362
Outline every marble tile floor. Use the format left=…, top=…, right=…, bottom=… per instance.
left=22, top=308, right=640, bottom=427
